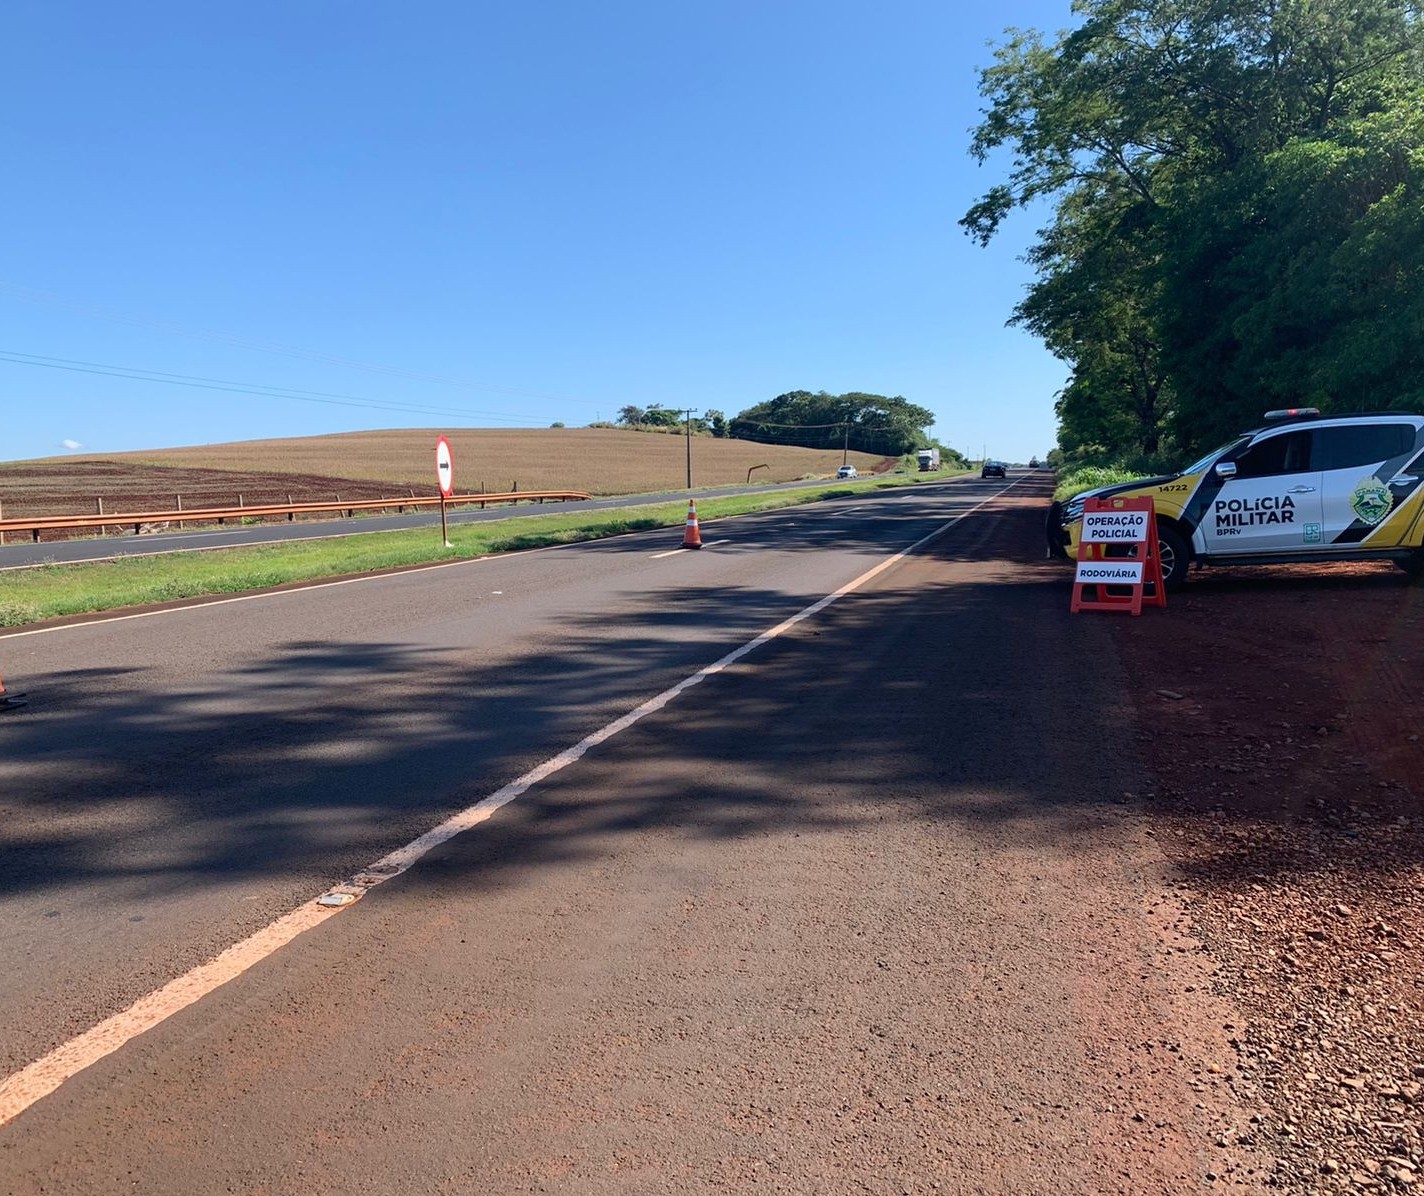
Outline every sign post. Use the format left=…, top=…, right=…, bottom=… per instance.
left=1070, top=496, right=1166, bottom=615
left=435, top=435, right=455, bottom=548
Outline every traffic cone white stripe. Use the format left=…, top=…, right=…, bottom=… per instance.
left=682, top=500, right=703, bottom=549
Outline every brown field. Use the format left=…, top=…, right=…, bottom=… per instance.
left=0, top=428, right=896, bottom=518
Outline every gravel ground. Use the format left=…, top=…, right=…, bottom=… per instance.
left=1110, top=559, right=1424, bottom=1192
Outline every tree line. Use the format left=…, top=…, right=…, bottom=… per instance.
left=613, top=405, right=730, bottom=437
left=965, top=0, right=1424, bottom=467
left=611, top=391, right=941, bottom=457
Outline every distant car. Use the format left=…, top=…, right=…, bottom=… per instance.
left=1029, top=457, right=1040, bottom=469
left=836, top=466, right=858, bottom=479
left=981, top=461, right=1006, bottom=479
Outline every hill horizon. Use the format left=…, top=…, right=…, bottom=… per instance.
left=0, top=427, right=903, bottom=515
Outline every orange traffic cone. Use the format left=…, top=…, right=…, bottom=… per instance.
left=682, top=499, right=703, bottom=549
left=0, top=662, right=25, bottom=711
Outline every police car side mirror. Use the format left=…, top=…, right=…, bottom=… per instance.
left=1215, top=461, right=1238, bottom=480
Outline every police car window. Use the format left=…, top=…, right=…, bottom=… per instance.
left=1181, top=437, right=1248, bottom=476
left=1313, top=424, right=1414, bottom=471
left=1232, top=430, right=1311, bottom=478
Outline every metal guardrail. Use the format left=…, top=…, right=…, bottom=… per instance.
left=0, top=491, right=593, bottom=543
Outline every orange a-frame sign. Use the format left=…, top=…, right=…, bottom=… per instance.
left=1070, top=496, right=1166, bottom=615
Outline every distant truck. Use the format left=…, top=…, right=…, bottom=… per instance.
left=916, top=448, right=940, bottom=472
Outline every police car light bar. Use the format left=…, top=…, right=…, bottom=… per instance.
left=1263, top=407, right=1321, bottom=421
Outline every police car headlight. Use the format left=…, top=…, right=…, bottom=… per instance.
left=1062, top=496, right=1086, bottom=524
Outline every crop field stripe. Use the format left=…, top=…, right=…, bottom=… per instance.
left=0, top=473, right=1028, bottom=1129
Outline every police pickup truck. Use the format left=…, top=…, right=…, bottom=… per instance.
left=1049, top=409, right=1424, bottom=588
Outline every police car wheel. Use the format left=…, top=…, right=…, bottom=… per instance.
left=1157, top=524, right=1191, bottom=591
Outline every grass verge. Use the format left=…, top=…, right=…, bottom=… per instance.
left=1051, top=465, right=1148, bottom=504
left=0, top=472, right=965, bottom=627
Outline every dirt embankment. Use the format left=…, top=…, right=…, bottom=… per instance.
left=0, top=460, right=435, bottom=520
left=1111, top=560, right=1424, bottom=1192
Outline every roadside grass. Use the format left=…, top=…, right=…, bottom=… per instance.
left=0, top=471, right=964, bottom=627
left=1052, top=465, right=1147, bottom=504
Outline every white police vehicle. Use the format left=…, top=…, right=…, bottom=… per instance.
left=1051, top=409, right=1424, bottom=587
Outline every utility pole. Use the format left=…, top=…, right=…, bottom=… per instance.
left=683, top=409, right=695, bottom=490
left=842, top=423, right=850, bottom=466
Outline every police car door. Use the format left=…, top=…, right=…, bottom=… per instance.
left=1316, top=422, right=1419, bottom=548
left=1202, top=428, right=1322, bottom=554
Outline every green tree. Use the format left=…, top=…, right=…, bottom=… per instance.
left=964, top=0, right=1424, bottom=462
left=1160, top=109, right=1424, bottom=450
left=1014, top=192, right=1172, bottom=458
left=730, top=391, right=934, bottom=455
left=641, top=405, right=683, bottom=429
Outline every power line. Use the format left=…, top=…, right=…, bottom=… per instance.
left=0, top=351, right=539, bottom=424
left=0, top=280, right=602, bottom=411
left=733, top=419, right=900, bottom=431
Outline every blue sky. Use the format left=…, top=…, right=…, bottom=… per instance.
left=4, top=0, right=1075, bottom=465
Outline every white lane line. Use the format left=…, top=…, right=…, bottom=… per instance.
left=3, top=515, right=735, bottom=633
left=649, top=539, right=729, bottom=559
left=0, top=476, right=1027, bottom=1129
left=2, top=479, right=1029, bottom=639
left=0, top=905, right=340, bottom=1130
left=0, top=546, right=558, bottom=640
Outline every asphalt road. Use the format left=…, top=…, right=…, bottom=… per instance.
left=0, top=474, right=1251, bottom=1193
left=0, top=475, right=904, bottom=568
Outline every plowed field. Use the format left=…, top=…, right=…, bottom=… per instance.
left=0, top=427, right=896, bottom=521
left=0, top=460, right=418, bottom=520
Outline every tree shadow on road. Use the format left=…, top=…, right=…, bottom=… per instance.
left=12, top=485, right=1412, bottom=1071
